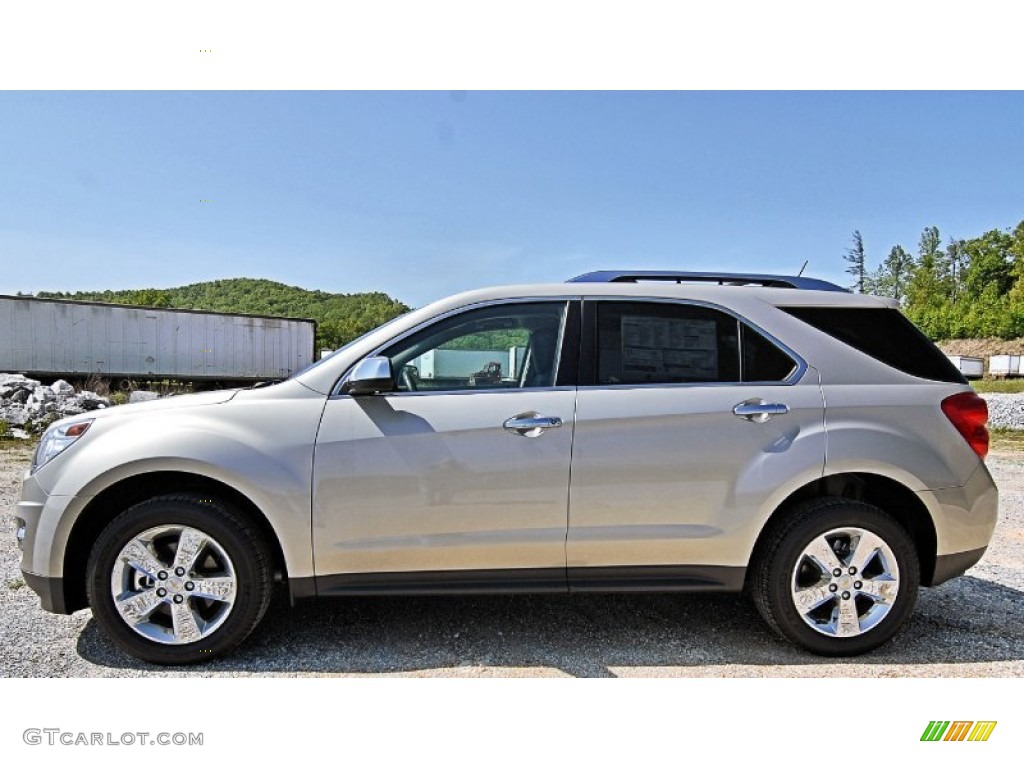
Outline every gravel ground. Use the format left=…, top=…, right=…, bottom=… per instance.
left=980, top=392, right=1024, bottom=429
left=2, top=441, right=1023, bottom=678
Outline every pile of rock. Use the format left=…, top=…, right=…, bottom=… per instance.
left=0, top=373, right=111, bottom=438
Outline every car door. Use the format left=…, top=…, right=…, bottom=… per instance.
left=312, top=299, right=580, bottom=593
left=567, top=298, right=826, bottom=590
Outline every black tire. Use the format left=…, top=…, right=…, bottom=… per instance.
left=87, top=494, right=273, bottom=665
left=751, top=498, right=920, bottom=656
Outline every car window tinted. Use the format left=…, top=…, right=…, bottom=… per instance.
left=596, top=302, right=740, bottom=384
left=782, top=306, right=965, bottom=384
left=383, top=302, right=566, bottom=392
left=742, top=324, right=797, bottom=382
left=594, top=302, right=797, bottom=385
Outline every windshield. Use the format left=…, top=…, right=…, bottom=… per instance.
left=287, top=311, right=412, bottom=380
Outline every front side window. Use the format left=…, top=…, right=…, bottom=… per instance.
left=595, top=301, right=795, bottom=385
left=382, top=302, right=567, bottom=392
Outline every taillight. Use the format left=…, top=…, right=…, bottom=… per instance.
left=941, top=392, right=989, bottom=460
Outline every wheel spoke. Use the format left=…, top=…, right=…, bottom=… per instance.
left=849, top=530, right=885, bottom=574
left=119, top=540, right=165, bottom=579
left=112, top=523, right=238, bottom=646
left=115, top=589, right=164, bottom=624
left=803, top=535, right=843, bottom=574
left=789, top=523, right=905, bottom=641
left=835, top=597, right=861, bottom=637
left=190, top=577, right=236, bottom=604
left=793, top=584, right=835, bottom=615
left=170, top=600, right=203, bottom=644
left=857, top=575, right=899, bottom=604
left=173, top=527, right=209, bottom=574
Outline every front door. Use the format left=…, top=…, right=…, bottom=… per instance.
left=312, top=300, right=578, bottom=593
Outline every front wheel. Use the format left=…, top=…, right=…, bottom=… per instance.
left=751, top=498, right=920, bottom=656
left=87, top=494, right=273, bottom=664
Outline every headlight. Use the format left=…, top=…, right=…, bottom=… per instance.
left=30, top=419, right=93, bottom=474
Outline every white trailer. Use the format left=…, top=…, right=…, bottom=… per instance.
left=988, top=355, right=1023, bottom=378
left=413, top=349, right=508, bottom=380
left=0, top=295, right=316, bottom=383
left=945, top=355, right=984, bottom=380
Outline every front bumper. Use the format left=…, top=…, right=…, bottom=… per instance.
left=14, top=468, right=86, bottom=614
left=14, top=469, right=52, bottom=578
left=21, top=571, right=70, bottom=614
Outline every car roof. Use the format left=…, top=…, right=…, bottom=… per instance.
left=426, top=282, right=899, bottom=310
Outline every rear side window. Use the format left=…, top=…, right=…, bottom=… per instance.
left=595, top=302, right=796, bottom=385
left=782, top=307, right=966, bottom=384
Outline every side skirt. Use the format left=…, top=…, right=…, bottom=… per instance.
left=289, top=565, right=746, bottom=601
left=568, top=565, right=746, bottom=593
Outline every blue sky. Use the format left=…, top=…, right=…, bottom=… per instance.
left=1, top=91, right=1022, bottom=307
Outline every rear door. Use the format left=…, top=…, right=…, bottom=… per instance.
left=567, top=299, right=826, bottom=590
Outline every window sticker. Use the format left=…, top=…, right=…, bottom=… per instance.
left=621, top=315, right=718, bottom=379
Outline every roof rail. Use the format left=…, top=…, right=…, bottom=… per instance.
left=567, top=270, right=849, bottom=292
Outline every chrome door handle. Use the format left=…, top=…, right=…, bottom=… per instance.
left=503, top=413, right=563, bottom=437
left=732, top=399, right=790, bottom=423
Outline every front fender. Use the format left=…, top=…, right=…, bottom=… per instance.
left=32, top=390, right=326, bottom=580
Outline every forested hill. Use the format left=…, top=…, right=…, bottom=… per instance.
left=36, top=278, right=410, bottom=350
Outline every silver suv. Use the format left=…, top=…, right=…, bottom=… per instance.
left=14, top=271, right=998, bottom=664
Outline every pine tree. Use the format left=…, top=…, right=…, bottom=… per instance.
left=946, top=238, right=967, bottom=302
left=873, top=245, right=914, bottom=301
left=844, top=230, right=867, bottom=292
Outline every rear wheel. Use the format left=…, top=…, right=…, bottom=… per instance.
left=87, top=494, right=273, bottom=664
left=752, top=498, right=920, bottom=656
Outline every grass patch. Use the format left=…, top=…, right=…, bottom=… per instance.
left=6, top=577, right=25, bottom=591
left=971, top=379, right=1024, bottom=394
left=0, top=436, right=37, bottom=452
left=990, top=427, right=1024, bottom=451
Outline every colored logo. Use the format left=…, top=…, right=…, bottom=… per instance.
left=921, top=721, right=997, bottom=742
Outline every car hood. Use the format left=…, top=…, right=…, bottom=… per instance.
left=49, top=389, right=240, bottom=429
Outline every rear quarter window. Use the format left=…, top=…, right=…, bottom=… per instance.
left=781, top=306, right=966, bottom=384
left=742, top=323, right=797, bottom=382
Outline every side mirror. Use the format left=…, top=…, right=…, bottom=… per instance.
left=344, top=356, right=395, bottom=395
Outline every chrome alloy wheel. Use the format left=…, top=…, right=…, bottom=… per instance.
left=790, top=527, right=900, bottom=638
left=110, top=525, right=237, bottom=645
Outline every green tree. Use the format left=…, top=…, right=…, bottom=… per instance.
left=1001, top=221, right=1024, bottom=336
left=904, top=226, right=955, bottom=337
left=872, top=245, right=914, bottom=301
left=962, top=228, right=1014, bottom=300
left=946, top=237, right=968, bottom=302
left=843, top=230, right=868, bottom=292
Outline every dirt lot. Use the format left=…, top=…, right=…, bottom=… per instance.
left=2, top=440, right=1022, bottom=678
left=939, top=337, right=1024, bottom=359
